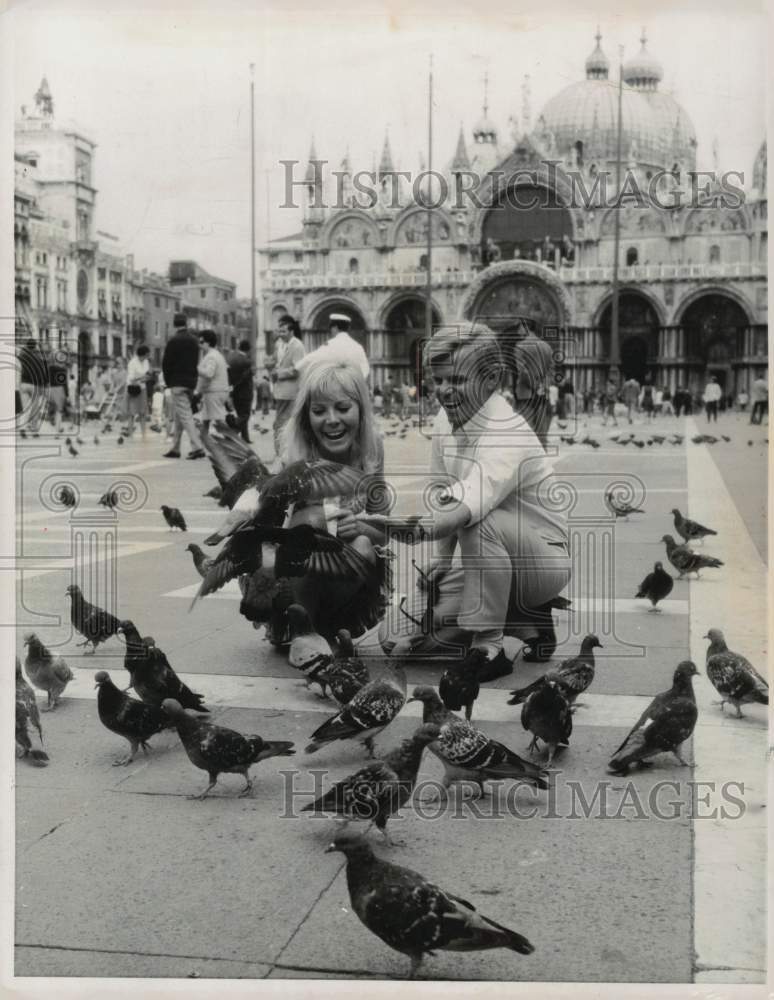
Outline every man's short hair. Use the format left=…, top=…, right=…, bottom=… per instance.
left=238, top=339, right=251, bottom=352
left=173, top=312, right=187, bottom=329
left=278, top=315, right=301, bottom=338
left=199, top=330, right=217, bottom=349
left=424, top=321, right=502, bottom=374
left=136, top=344, right=150, bottom=358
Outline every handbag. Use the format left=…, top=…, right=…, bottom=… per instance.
left=127, top=384, right=142, bottom=397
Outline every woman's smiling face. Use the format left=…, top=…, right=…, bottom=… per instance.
left=308, top=389, right=360, bottom=460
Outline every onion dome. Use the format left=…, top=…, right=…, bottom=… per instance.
left=623, top=30, right=663, bottom=91
left=585, top=29, right=609, bottom=80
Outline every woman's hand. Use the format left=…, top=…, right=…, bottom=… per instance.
left=332, top=508, right=363, bottom=542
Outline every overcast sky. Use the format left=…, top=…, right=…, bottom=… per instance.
left=9, top=0, right=768, bottom=296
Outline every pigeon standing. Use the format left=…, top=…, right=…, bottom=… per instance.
left=98, top=490, right=118, bottom=509
left=94, top=670, right=172, bottom=766
left=162, top=698, right=295, bottom=799
left=661, top=535, right=723, bottom=579
left=508, top=635, right=601, bottom=708
left=16, top=657, right=43, bottom=743
left=439, top=648, right=484, bottom=721
left=305, top=659, right=406, bottom=757
left=409, top=686, right=548, bottom=797
left=326, top=831, right=534, bottom=979
left=605, top=489, right=645, bottom=520
left=704, top=629, right=768, bottom=717
left=520, top=677, right=572, bottom=766
left=65, top=583, right=121, bottom=653
left=302, top=723, right=441, bottom=844
left=608, top=661, right=698, bottom=774
left=318, top=629, right=370, bottom=706
left=116, top=621, right=209, bottom=713
left=634, top=562, right=674, bottom=612
left=287, top=604, right=333, bottom=696
left=671, top=508, right=717, bottom=546
left=56, top=485, right=77, bottom=508
left=185, top=543, right=214, bottom=578
left=161, top=505, right=187, bottom=532
left=23, top=634, right=74, bottom=709
left=16, top=702, right=49, bottom=766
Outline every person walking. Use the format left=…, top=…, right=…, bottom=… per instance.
left=382, top=374, right=395, bottom=418
left=46, top=350, right=67, bottom=436
left=621, top=377, right=640, bottom=424
left=256, top=371, right=272, bottom=417
left=126, top=344, right=151, bottom=440
left=639, top=377, right=656, bottom=423
left=601, top=378, right=619, bottom=427
left=161, top=313, right=205, bottom=459
left=272, top=314, right=306, bottom=453
left=703, top=375, right=722, bottom=423
left=227, top=338, right=254, bottom=443
left=195, top=330, right=230, bottom=437
left=660, top=384, right=674, bottom=416
left=750, top=372, right=768, bottom=425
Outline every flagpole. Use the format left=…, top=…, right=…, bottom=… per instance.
left=609, top=45, right=624, bottom=382
left=249, top=63, right=257, bottom=363
left=422, top=54, right=433, bottom=423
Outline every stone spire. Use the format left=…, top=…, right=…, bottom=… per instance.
left=378, top=131, right=395, bottom=178
left=34, top=76, right=54, bottom=118
left=450, top=124, right=471, bottom=173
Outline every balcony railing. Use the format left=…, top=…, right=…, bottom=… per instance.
left=556, top=262, right=767, bottom=283
left=262, top=270, right=476, bottom=291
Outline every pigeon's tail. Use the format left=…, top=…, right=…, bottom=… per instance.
left=479, top=915, right=535, bottom=955
left=700, top=527, right=718, bottom=537
left=203, top=531, right=224, bottom=546
left=252, top=739, right=295, bottom=761
left=507, top=679, right=542, bottom=705
left=306, top=711, right=362, bottom=753
left=547, top=596, right=573, bottom=612
left=752, top=689, right=769, bottom=706
left=698, top=556, right=724, bottom=569
left=28, top=748, right=50, bottom=766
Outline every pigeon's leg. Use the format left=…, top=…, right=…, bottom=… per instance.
left=545, top=744, right=556, bottom=768
left=189, top=774, right=218, bottom=800
left=76, top=638, right=91, bottom=647
left=734, top=703, right=745, bottom=719
left=526, top=735, right=539, bottom=756
left=647, top=606, right=662, bottom=613
left=113, top=741, right=139, bottom=766
left=673, top=747, right=691, bottom=767
left=713, top=699, right=726, bottom=712
left=363, top=736, right=376, bottom=759
left=474, top=776, right=489, bottom=798
left=238, top=773, right=254, bottom=798
left=407, top=955, right=423, bottom=980
left=464, top=702, right=474, bottom=722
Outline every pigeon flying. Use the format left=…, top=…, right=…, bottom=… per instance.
left=704, top=628, right=768, bottom=717
left=161, top=505, right=187, bottom=531
left=671, top=508, right=717, bottom=545
left=608, top=661, right=698, bottom=774
left=326, top=831, right=534, bottom=979
left=162, top=698, right=295, bottom=799
left=94, top=670, right=172, bottom=765
left=661, top=535, right=723, bottom=579
left=634, top=562, right=674, bottom=612
left=23, top=633, right=74, bottom=709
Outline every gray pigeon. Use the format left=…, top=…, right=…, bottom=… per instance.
left=661, top=535, right=723, bottom=579
left=671, top=508, right=717, bottom=545
left=327, top=831, right=534, bottom=979
left=704, top=629, right=768, bottom=717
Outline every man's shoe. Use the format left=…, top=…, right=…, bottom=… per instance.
left=163, top=450, right=181, bottom=458
left=522, top=624, right=557, bottom=663
left=475, top=649, right=514, bottom=683
left=187, top=448, right=206, bottom=460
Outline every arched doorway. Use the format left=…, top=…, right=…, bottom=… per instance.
left=679, top=293, right=750, bottom=398
left=469, top=274, right=562, bottom=335
left=481, top=184, right=574, bottom=265
left=310, top=302, right=368, bottom=352
left=598, top=292, right=660, bottom=382
left=384, top=297, right=442, bottom=393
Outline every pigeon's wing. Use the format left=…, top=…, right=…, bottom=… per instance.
left=308, top=679, right=404, bottom=745
left=557, top=661, right=594, bottom=698
left=202, top=427, right=253, bottom=489
left=437, top=720, right=547, bottom=784
left=305, top=761, right=400, bottom=819
left=255, top=461, right=364, bottom=527
left=116, top=696, right=169, bottom=739
left=83, top=602, right=121, bottom=641
left=191, top=531, right=263, bottom=605
left=51, top=656, right=73, bottom=684
left=182, top=720, right=253, bottom=770
left=709, top=652, right=768, bottom=702
left=15, top=702, right=32, bottom=753
left=635, top=572, right=656, bottom=598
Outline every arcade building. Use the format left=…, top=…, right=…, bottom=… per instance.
left=259, top=32, right=768, bottom=398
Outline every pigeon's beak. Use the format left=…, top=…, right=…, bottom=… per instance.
left=406, top=697, right=418, bottom=705
left=702, top=633, right=709, bottom=639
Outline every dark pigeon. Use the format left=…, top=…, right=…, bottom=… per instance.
left=98, top=490, right=118, bottom=508
left=162, top=698, right=295, bottom=799
left=672, top=508, right=717, bottom=545
left=508, top=634, right=602, bottom=707
left=161, top=505, right=187, bottom=531
left=318, top=629, right=370, bottom=706
left=326, top=831, right=534, bottom=979
left=661, top=534, right=723, bottom=579
left=439, top=648, right=484, bottom=722
left=608, top=661, right=698, bottom=774
left=520, top=677, right=572, bottom=766
left=704, top=629, right=768, bottom=717
left=65, top=583, right=121, bottom=653
left=94, top=670, right=172, bottom=765
left=605, top=489, right=645, bottom=520
left=116, top=620, right=209, bottom=713
left=634, top=562, right=674, bottom=612
left=56, top=485, right=77, bottom=508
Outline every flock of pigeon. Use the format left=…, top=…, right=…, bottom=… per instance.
left=15, top=421, right=769, bottom=979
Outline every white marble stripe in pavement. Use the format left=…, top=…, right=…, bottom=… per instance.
left=685, top=417, right=768, bottom=984
left=7, top=540, right=174, bottom=579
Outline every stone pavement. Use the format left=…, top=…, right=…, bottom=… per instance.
left=10, top=408, right=768, bottom=984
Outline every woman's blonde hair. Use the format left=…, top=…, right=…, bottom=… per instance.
left=279, top=360, right=381, bottom=472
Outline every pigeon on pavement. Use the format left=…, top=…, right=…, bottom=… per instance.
left=508, top=634, right=602, bottom=707
left=661, top=534, right=723, bottom=579
left=671, top=508, right=717, bottom=545
left=16, top=656, right=43, bottom=743
left=608, top=660, right=698, bottom=774
left=409, top=685, right=549, bottom=796
left=56, top=485, right=77, bottom=508
left=704, top=628, right=768, bottom=717
left=287, top=604, right=334, bottom=696
left=438, top=649, right=484, bottom=722
left=94, top=670, right=172, bottom=765
left=98, top=490, right=119, bottom=508
left=520, top=677, right=572, bottom=766
left=65, top=583, right=121, bottom=653
left=162, top=698, right=295, bottom=799
left=305, top=660, right=407, bottom=757
left=302, top=723, right=440, bottom=844
left=318, top=629, right=370, bottom=706
left=185, top=543, right=214, bottom=578
left=605, top=489, right=645, bottom=520
left=634, top=562, right=674, bottom=612
left=23, top=634, right=74, bottom=709
left=326, top=830, right=535, bottom=979
left=161, top=505, right=187, bottom=531
left=117, top=621, right=209, bottom=713
left=16, top=701, right=49, bottom=765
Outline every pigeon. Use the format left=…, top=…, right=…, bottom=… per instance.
left=65, top=583, right=121, bottom=653
left=94, top=670, right=172, bottom=765
left=117, top=435, right=124, bottom=445
left=608, top=661, right=699, bottom=774
left=56, top=485, right=77, bottom=508
left=16, top=701, right=49, bottom=765
left=302, top=723, right=441, bottom=844
left=76, top=436, right=84, bottom=445
left=605, top=489, right=645, bottom=520
left=661, top=535, right=723, bottom=579
left=162, top=698, right=295, bottom=799
left=98, top=490, right=118, bottom=509
left=327, top=831, right=535, bottom=979
left=185, top=543, right=214, bottom=578
left=318, top=629, right=370, bottom=706
left=16, top=656, right=43, bottom=743
left=508, top=634, right=602, bottom=707
left=287, top=604, right=333, bottom=696
left=116, top=620, right=209, bottom=713
left=200, top=428, right=271, bottom=510
left=438, top=648, right=485, bottom=722
left=161, top=505, right=187, bottom=531
left=203, top=485, right=223, bottom=502
left=633, top=439, right=645, bottom=449
left=671, top=508, right=717, bottom=545
left=23, top=633, right=74, bottom=709
left=520, top=677, right=572, bottom=766
left=305, top=659, right=407, bottom=757
left=721, top=435, right=731, bottom=443
left=634, top=562, right=674, bottom=612
left=409, top=685, right=548, bottom=797
left=704, top=628, right=768, bottom=717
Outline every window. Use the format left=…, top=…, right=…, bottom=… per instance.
left=98, top=335, right=107, bottom=356
left=626, top=247, right=638, bottom=266
left=200, top=289, right=206, bottom=299
left=98, top=267, right=106, bottom=281
left=154, top=296, right=161, bottom=308
left=154, top=348, right=161, bottom=367
left=231, top=336, right=237, bottom=350
left=709, top=244, right=720, bottom=263
left=36, top=276, right=49, bottom=309
left=154, top=320, right=160, bottom=337
left=113, top=337, right=122, bottom=357
left=294, top=252, right=304, bottom=263
left=97, top=289, right=107, bottom=319
left=349, top=257, right=359, bottom=274
left=110, top=271, right=121, bottom=283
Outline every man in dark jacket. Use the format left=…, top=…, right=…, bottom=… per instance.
left=161, top=313, right=205, bottom=459
left=227, top=339, right=254, bottom=443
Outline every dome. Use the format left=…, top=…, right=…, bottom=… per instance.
left=585, top=30, right=609, bottom=80
left=623, top=33, right=663, bottom=90
left=643, top=93, right=697, bottom=170
left=753, top=140, right=767, bottom=194
left=473, top=113, right=498, bottom=144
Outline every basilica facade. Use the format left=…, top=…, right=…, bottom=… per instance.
left=259, top=33, right=768, bottom=399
